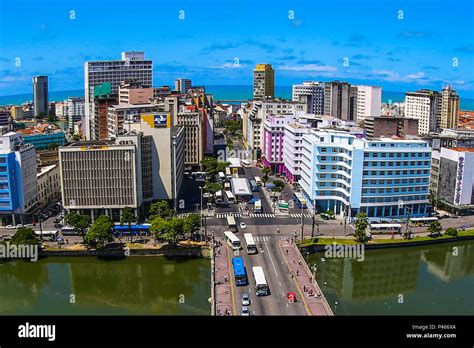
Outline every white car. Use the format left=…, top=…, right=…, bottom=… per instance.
left=242, top=293, right=250, bottom=306
left=240, top=222, right=247, bottom=230
left=241, top=306, right=250, bottom=316
left=5, top=225, right=14, bottom=229
left=15, top=224, right=24, bottom=229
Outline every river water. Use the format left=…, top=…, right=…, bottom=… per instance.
left=0, top=256, right=210, bottom=315
left=307, top=240, right=474, bottom=315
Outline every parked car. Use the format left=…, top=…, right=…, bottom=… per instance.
left=5, top=225, right=14, bottom=229
left=242, top=293, right=250, bottom=306
left=15, top=224, right=24, bottom=229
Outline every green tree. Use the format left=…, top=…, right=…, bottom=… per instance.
left=183, top=214, right=201, bottom=237
left=84, top=215, right=114, bottom=249
left=120, top=207, right=137, bottom=243
left=11, top=227, right=39, bottom=245
left=150, top=217, right=184, bottom=245
left=65, top=212, right=91, bottom=241
left=262, top=166, right=271, bottom=183
left=149, top=200, right=174, bottom=219
left=201, top=157, right=228, bottom=178
left=205, top=182, right=222, bottom=195
left=354, top=212, right=369, bottom=243
left=272, top=179, right=285, bottom=192
left=445, top=227, right=458, bottom=237
left=47, top=142, right=59, bottom=150
left=428, top=221, right=442, bottom=237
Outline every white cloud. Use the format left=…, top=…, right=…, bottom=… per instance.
left=279, top=64, right=337, bottom=72
left=210, top=63, right=247, bottom=69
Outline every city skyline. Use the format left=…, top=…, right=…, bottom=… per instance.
left=0, top=0, right=473, bottom=97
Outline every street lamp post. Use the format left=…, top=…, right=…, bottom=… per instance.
left=334, top=301, right=338, bottom=314
left=321, top=257, right=326, bottom=287
left=300, top=199, right=304, bottom=242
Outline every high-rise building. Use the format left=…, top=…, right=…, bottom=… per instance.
left=94, top=83, right=117, bottom=140
left=174, top=79, right=192, bottom=94
left=33, top=76, right=48, bottom=117
left=405, top=89, right=440, bottom=135
left=253, top=64, right=274, bottom=99
left=440, top=85, right=460, bottom=129
left=242, top=99, right=306, bottom=160
left=299, top=130, right=431, bottom=220
left=0, top=132, right=37, bottom=224
left=292, top=82, right=325, bottom=114
left=67, top=97, right=85, bottom=133
left=59, top=116, right=185, bottom=220
left=363, top=116, right=418, bottom=139
left=355, top=85, right=382, bottom=120
left=431, top=147, right=474, bottom=214
left=323, top=81, right=358, bottom=121
left=84, top=51, right=152, bottom=140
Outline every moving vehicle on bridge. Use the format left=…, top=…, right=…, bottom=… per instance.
left=232, top=256, right=248, bottom=286
left=243, top=233, right=257, bottom=254
left=227, top=215, right=237, bottom=232
left=224, top=231, right=241, bottom=250
left=252, top=266, right=269, bottom=296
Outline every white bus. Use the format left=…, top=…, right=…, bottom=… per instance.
left=60, top=226, right=79, bottom=236
left=409, top=217, right=439, bottom=227
left=252, top=266, right=269, bottom=296
left=225, top=167, right=232, bottom=179
left=215, top=190, right=224, bottom=204
left=223, top=231, right=241, bottom=250
left=254, top=199, right=262, bottom=213
left=254, top=176, right=262, bottom=187
left=369, top=223, right=402, bottom=234
left=218, top=172, right=226, bottom=182
left=244, top=233, right=257, bottom=254
left=225, top=190, right=235, bottom=204
left=227, top=215, right=237, bottom=232
left=224, top=182, right=231, bottom=190
left=35, top=230, right=58, bottom=241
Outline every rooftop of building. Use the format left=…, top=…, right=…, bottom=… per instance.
left=63, top=140, right=114, bottom=148
left=37, top=164, right=57, bottom=176
left=109, top=103, right=156, bottom=110
left=448, top=147, right=474, bottom=153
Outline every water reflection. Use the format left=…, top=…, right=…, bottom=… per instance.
left=0, top=257, right=210, bottom=315
left=308, top=241, right=474, bottom=314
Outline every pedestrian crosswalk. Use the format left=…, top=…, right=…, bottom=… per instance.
left=248, top=213, right=275, bottom=218
left=290, top=213, right=313, bottom=218
left=216, top=213, right=242, bottom=219
left=254, top=236, right=271, bottom=242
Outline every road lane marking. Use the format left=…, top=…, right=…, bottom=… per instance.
left=265, top=242, right=279, bottom=278
left=279, top=282, right=282, bottom=287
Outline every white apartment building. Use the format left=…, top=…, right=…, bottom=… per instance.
left=405, top=90, right=440, bottom=135
left=292, top=82, right=325, bottom=114
left=36, top=164, right=60, bottom=207
left=242, top=99, right=306, bottom=159
left=67, top=97, right=85, bottom=133
left=107, top=103, right=159, bottom=138
left=282, top=122, right=313, bottom=183
left=355, top=85, right=382, bottom=120
left=84, top=51, right=152, bottom=140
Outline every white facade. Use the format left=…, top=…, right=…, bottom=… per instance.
left=84, top=52, right=152, bottom=140
left=36, top=164, right=60, bottom=207
left=67, top=97, right=85, bottom=133
left=282, top=122, right=312, bottom=181
left=243, top=99, right=306, bottom=159
left=405, top=90, right=440, bottom=135
left=292, top=82, right=325, bottom=114
left=299, top=130, right=431, bottom=220
left=355, top=85, right=382, bottom=120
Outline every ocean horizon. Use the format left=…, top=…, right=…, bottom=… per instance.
left=1, top=85, right=474, bottom=110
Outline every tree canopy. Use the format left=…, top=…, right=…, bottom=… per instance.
left=84, top=215, right=114, bottom=249
left=354, top=212, right=368, bottom=243
left=11, top=227, right=40, bottom=245
left=149, top=200, right=174, bottom=220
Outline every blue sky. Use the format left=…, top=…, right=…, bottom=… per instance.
left=0, top=0, right=473, bottom=96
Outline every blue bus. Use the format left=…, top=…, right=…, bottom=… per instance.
left=232, top=256, right=248, bottom=286
left=113, top=223, right=151, bottom=236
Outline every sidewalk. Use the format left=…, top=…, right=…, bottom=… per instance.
left=213, top=238, right=234, bottom=316
left=280, top=239, right=333, bottom=316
